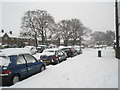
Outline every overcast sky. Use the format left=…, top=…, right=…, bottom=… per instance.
left=0, top=1, right=115, bottom=35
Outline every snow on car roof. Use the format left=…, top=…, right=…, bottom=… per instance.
left=43, top=48, right=60, bottom=52
left=0, top=48, right=31, bottom=56
left=58, top=46, right=66, bottom=49
left=74, top=45, right=80, bottom=47
left=41, top=48, right=59, bottom=56
left=38, top=45, right=47, bottom=46
left=41, top=51, right=55, bottom=56
left=59, top=46, right=73, bottom=49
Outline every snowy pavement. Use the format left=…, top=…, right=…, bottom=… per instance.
left=3, top=47, right=118, bottom=88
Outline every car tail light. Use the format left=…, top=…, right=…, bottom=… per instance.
left=2, top=70, right=11, bottom=74
left=70, top=48, right=72, bottom=51
left=0, top=70, right=12, bottom=76
left=52, top=55, right=56, bottom=59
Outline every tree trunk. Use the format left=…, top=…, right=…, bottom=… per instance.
left=34, top=32, right=38, bottom=48
left=41, top=27, right=45, bottom=45
left=57, top=37, right=60, bottom=46
left=64, top=39, right=68, bottom=46
left=73, top=39, right=76, bottom=45
left=79, top=36, right=81, bottom=46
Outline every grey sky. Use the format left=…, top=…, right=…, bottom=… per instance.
left=1, top=2, right=114, bottom=35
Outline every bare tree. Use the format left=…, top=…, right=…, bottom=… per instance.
left=58, top=20, right=72, bottom=46
left=90, top=30, right=115, bottom=46
left=90, top=31, right=106, bottom=45
left=105, top=30, right=115, bottom=45
left=20, top=10, right=55, bottom=47
left=70, top=18, right=84, bottom=45
left=57, top=18, right=91, bottom=46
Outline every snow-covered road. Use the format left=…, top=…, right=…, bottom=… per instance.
left=8, top=47, right=118, bottom=88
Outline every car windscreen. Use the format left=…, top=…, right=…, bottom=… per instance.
left=0, top=56, right=10, bottom=66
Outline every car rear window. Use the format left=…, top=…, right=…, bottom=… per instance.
left=42, top=50, right=55, bottom=55
left=0, top=56, right=10, bottom=66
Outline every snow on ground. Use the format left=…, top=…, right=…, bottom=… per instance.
left=4, top=47, right=118, bottom=88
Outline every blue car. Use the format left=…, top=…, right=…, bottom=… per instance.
left=0, top=51, right=46, bottom=86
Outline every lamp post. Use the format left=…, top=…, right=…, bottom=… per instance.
left=115, top=0, right=120, bottom=59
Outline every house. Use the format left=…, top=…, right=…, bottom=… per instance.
left=0, top=30, right=36, bottom=47
left=0, top=30, right=85, bottom=47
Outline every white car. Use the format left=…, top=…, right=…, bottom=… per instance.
left=24, top=46, right=37, bottom=55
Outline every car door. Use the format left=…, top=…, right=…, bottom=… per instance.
left=16, top=55, right=28, bottom=79
left=57, top=50, right=63, bottom=61
left=24, top=54, right=40, bottom=76
left=60, top=51, right=65, bottom=60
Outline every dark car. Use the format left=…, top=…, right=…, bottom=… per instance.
left=0, top=50, right=46, bottom=86
left=40, top=48, right=67, bottom=65
left=59, top=46, right=77, bottom=58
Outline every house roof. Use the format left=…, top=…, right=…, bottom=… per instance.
left=7, top=33, right=19, bottom=38
left=0, top=32, right=5, bottom=37
left=0, top=32, right=35, bottom=40
left=0, top=32, right=19, bottom=38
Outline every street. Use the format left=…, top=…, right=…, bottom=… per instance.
left=5, top=47, right=118, bottom=88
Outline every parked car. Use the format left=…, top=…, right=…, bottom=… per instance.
left=37, top=45, right=48, bottom=53
left=59, top=46, right=77, bottom=58
left=80, top=45, right=85, bottom=49
left=48, top=44, right=57, bottom=49
left=40, top=48, right=67, bottom=65
left=24, top=46, right=37, bottom=55
left=73, top=46, right=83, bottom=54
left=0, top=49, right=46, bottom=86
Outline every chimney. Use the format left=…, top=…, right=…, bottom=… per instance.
left=1, top=30, right=4, bottom=33
left=10, top=31, right=12, bottom=34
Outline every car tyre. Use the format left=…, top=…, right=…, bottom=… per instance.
left=12, top=75, right=19, bottom=85
left=56, top=60, right=59, bottom=64
left=40, top=65, right=45, bottom=72
left=64, top=58, right=67, bottom=61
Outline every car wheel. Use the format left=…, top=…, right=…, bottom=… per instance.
left=64, top=58, right=67, bottom=61
left=12, top=75, right=19, bottom=85
left=40, top=65, right=45, bottom=72
left=56, top=60, right=60, bottom=64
